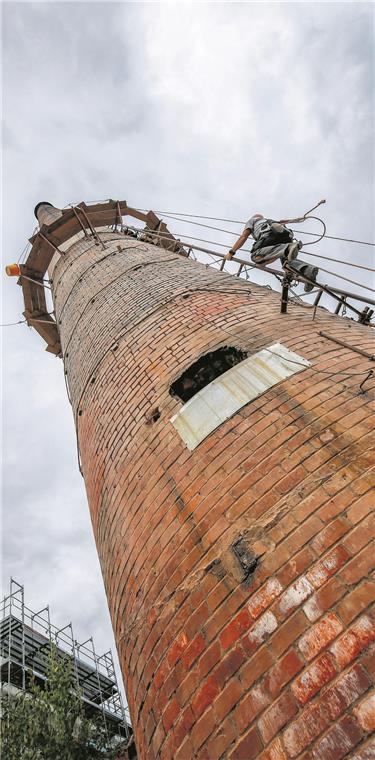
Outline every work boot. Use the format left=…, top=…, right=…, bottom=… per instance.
left=304, top=266, right=319, bottom=292
left=287, top=240, right=303, bottom=261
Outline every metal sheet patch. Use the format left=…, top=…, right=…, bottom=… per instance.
left=170, top=343, right=310, bottom=450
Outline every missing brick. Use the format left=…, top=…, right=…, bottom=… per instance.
left=145, top=407, right=161, bottom=425
left=232, top=538, right=259, bottom=585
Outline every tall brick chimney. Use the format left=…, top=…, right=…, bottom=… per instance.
left=17, top=201, right=375, bottom=758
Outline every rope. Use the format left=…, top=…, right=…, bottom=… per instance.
left=127, top=224, right=375, bottom=294
left=134, top=208, right=375, bottom=247
left=133, top=210, right=375, bottom=273
left=311, top=264, right=375, bottom=294
left=263, top=346, right=375, bottom=378
left=207, top=316, right=375, bottom=395
left=1, top=310, right=56, bottom=328
left=0, top=319, right=27, bottom=327
left=17, top=226, right=38, bottom=264
left=300, top=215, right=326, bottom=246
left=294, top=250, right=374, bottom=272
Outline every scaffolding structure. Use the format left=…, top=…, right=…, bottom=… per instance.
left=0, top=579, right=134, bottom=752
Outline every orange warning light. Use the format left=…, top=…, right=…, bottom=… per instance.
left=5, top=264, right=21, bottom=277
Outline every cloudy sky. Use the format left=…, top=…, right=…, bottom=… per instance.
left=2, top=1, right=374, bottom=701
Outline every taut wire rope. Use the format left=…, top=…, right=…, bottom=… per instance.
left=123, top=224, right=375, bottom=294
left=134, top=207, right=375, bottom=247
left=133, top=210, right=374, bottom=273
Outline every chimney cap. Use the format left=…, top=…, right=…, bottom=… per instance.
left=34, top=201, right=54, bottom=219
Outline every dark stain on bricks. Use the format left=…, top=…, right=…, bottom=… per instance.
left=232, top=537, right=259, bottom=585
left=161, top=467, right=205, bottom=549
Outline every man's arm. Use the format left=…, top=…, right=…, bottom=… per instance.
left=224, top=228, right=251, bottom=260
left=278, top=215, right=305, bottom=224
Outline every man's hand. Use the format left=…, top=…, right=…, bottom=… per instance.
left=224, top=228, right=251, bottom=261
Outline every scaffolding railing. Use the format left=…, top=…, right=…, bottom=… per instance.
left=111, top=217, right=375, bottom=324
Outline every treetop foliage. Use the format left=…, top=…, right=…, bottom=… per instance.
left=1, top=646, right=124, bottom=760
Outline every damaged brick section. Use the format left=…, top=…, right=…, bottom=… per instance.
left=170, top=346, right=248, bottom=402
left=232, top=537, right=260, bottom=585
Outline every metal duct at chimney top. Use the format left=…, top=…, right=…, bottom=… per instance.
left=34, top=201, right=63, bottom=227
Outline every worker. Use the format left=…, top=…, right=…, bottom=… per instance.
left=225, top=213, right=318, bottom=292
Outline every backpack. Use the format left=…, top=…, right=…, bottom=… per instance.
left=254, top=218, right=293, bottom=243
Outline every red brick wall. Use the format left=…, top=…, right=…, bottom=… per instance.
left=52, top=231, right=375, bottom=759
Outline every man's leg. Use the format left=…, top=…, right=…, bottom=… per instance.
left=286, top=240, right=303, bottom=261
left=283, top=258, right=319, bottom=292
left=251, top=233, right=293, bottom=265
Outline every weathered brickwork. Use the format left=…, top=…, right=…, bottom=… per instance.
left=51, top=228, right=375, bottom=759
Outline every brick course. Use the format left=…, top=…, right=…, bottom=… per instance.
left=48, top=226, right=375, bottom=758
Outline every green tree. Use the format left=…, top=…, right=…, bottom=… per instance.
left=1, top=648, right=122, bottom=760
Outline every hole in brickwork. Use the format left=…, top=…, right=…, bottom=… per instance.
left=145, top=407, right=161, bottom=425
left=170, top=346, right=248, bottom=403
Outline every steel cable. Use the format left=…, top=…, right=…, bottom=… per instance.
left=126, top=225, right=375, bottom=294
left=134, top=207, right=375, bottom=247
left=134, top=210, right=375, bottom=273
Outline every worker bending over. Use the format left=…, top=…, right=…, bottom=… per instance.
left=225, top=213, right=318, bottom=292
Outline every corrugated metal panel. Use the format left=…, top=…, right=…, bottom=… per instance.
left=170, top=343, right=310, bottom=450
